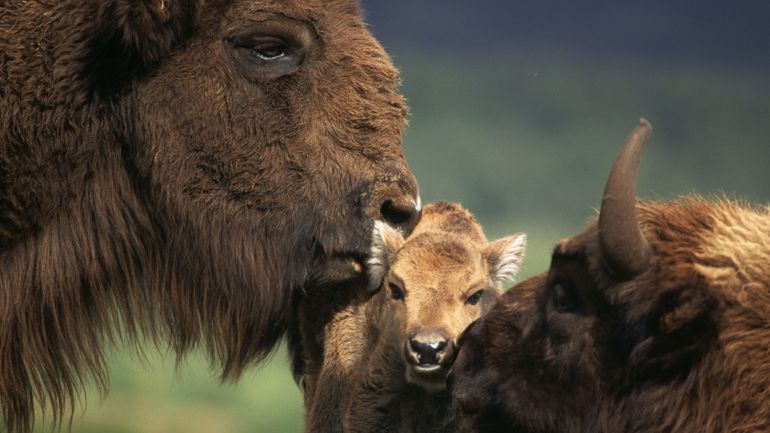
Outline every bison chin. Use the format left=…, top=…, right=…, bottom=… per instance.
left=306, top=191, right=421, bottom=290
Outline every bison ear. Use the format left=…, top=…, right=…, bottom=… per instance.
left=83, top=0, right=205, bottom=96
left=97, top=0, right=204, bottom=64
left=484, top=233, right=527, bottom=288
left=366, top=221, right=405, bottom=292
left=627, top=288, right=718, bottom=380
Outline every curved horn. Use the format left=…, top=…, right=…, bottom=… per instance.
left=598, top=118, right=653, bottom=280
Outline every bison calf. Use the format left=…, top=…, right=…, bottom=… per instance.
left=289, top=202, right=526, bottom=432
left=452, top=119, right=770, bottom=433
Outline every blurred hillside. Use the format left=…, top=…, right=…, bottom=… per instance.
left=398, top=51, right=770, bottom=261
left=52, top=2, right=769, bottom=433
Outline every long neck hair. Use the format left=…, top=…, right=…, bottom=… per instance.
left=0, top=142, right=309, bottom=432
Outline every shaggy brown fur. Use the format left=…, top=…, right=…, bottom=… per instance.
left=289, top=202, right=526, bottom=433
left=452, top=128, right=770, bottom=432
left=0, top=1, right=420, bottom=432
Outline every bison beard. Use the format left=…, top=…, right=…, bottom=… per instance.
left=0, top=1, right=419, bottom=432
left=452, top=120, right=770, bottom=433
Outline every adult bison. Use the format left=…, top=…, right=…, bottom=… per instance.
left=0, top=1, right=419, bottom=432
left=452, top=120, right=770, bottom=433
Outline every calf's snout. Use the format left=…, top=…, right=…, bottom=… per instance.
left=405, top=329, right=455, bottom=368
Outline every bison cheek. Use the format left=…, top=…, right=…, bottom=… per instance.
left=451, top=322, right=495, bottom=412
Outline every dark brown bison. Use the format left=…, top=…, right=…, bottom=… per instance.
left=290, top=202, right=525, bottom=432
left=0, top=1, right=419, bottom=431
left=452, top=119, right=770, bottom=433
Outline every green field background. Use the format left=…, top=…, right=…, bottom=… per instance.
left=33, top=47, right=769, bottom=433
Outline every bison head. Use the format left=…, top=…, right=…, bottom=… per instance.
left=451, top=120, right=768, bottom=433
left=127, top=0, right=420, bottom=361
left=0, top=1, right=417, bottom=431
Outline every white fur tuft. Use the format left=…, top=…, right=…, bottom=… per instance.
left=492, top=233, right=527, bottom=287
left=366, top=221, right=390, bottom=292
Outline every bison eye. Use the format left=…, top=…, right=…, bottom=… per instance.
left=551, top=282, right=580, bottom=313
left=389, top=282, right=405, bottom=300
left=253, top=43, right=287, bottom=61
left=465, top=290, right=484, bottom=306
left=239, top=37, right=298, bottom=64
left=228, top=34, right=305, bottom=81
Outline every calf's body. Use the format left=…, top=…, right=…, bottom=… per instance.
left=289, top=202, right=526, bottom=432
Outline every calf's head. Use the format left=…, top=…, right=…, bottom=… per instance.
left=370, top=203, right=526, bottom=390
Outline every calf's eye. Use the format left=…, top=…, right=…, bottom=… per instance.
left=389, top=282, right=405, bottom=300
left=466, top=290, right=484, bottom=306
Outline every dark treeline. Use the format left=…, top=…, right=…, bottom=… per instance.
left=363, top=0, right=770, bottom=69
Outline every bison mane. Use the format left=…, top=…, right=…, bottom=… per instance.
left=2, top=1, right=421, bottom=431
left=0, top=124, right=317, bottom=433
left=0, top=1, right=305, bottom=431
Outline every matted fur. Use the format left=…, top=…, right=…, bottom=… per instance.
left=0, top=1, right=418, bottom=432
left=453, top=197, right=770, bottom=433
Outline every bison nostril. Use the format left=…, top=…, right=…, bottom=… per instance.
left=380, top=199, right=418, bottom=233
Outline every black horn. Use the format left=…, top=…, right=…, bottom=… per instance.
left=598, top=118, right=653, bottom=280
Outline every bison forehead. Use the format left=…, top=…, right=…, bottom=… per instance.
left=230, top=0, right=361, bottom=17
left=132, top=0, right=411, bottom=214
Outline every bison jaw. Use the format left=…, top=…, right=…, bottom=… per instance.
left=307, top=253, right=370, bottom=292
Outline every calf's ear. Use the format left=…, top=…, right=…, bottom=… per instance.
left=366, top=221, right=406, bottom=291
left=484, top=233, right=527, bottom=288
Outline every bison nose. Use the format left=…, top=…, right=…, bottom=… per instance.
left=362, top=160, right=420, bottom=233
left=406, top=330, right=454, bottom=367
left=380, top=198, right=419, bottom=234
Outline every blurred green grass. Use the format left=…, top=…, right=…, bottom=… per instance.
left=45, top=52, right=768, bottom=433
left=36, top=347, right=303, bottom=433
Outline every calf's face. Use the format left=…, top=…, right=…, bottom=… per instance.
left=371, top=221, right=526, bottom=390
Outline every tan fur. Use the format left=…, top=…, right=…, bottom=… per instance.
left=289, top=202, right=525, bottom=433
